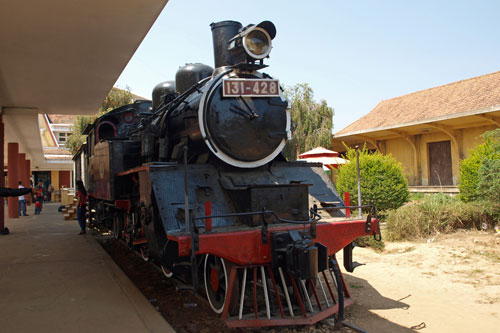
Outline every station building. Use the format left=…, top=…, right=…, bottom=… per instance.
left=332, top=71, right=500, bottom=193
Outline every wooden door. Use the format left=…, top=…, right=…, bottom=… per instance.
left=428, top=141, right=453, bottom=185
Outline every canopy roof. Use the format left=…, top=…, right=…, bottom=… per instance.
left=1, top=0, right=168, bottom=169
left=298, top=147, right=346, bottom=169
left=299, top=147, right=339, bottom=158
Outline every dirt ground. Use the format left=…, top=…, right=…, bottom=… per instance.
left=340, top=230, right=500, bottom=332
left=101, top=230, right=500, bottom=333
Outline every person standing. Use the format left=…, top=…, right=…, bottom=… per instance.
left=76, top=180, right=88, bottom=235
left=35, top=180, right=44, bottom=213
left=18, top=181, right=28, bottom=216
left=47, top=184, right=54, bottom=202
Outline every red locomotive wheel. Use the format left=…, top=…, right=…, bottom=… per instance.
left=204, top=254, right=228, bottom=314
left=210, top=266, right=220, bottom=292
left=113, top=213, right=124, bottom=240
left=161, top=264, right=173, bottom=278
left=140, top=247, right=149, bottom=262
left=203, top=254, right=240, bottom=315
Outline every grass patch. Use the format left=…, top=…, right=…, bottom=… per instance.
left=384, top=194, right=498, bottom=241
left=349, top=283, right=364, bottom=289
left=474, top=250, right=500, bottom=262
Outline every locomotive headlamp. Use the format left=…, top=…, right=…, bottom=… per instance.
left=228, top=21, right=276, bottom=62
left=242, top=27, right=272, bottom=59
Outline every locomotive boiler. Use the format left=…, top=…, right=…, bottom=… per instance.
left=76, top=20, right=381, bottom=328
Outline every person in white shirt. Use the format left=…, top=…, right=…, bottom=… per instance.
left=18, top=181, right=28, bottom=216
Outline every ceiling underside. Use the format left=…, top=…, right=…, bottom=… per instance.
left=0, top=0, right=168, bottom=167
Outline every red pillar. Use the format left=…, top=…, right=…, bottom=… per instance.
left=0, top=116, right=4, bottom=231
left=18, top=153, right=27, bottom=205
left=26, top=159, right=31, bottom=206
left=7, top=143, right=19, bottom=218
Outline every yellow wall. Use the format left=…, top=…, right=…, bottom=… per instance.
left=385, top=138, right=416, bottom=182
left=38, top=114, right=57, bottom=147
left=382, top=125, right=497, bottom=186
left=51, top=171, right=59, bottom=190
left=462, top=125, right=494, bottom=156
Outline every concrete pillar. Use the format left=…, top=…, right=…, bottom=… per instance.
left=26, top=159, right=31, bottom=206
left=7, top=143, right=19, bottom=218
left=0, top=116, right=4, bottom=231
left=18, top=153, right=27, bottom=205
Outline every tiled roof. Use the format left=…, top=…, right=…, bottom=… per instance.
left=43, top=148, right=72, bottom=155
left=47, top=114, right=76, bottom=124
left=336, top=70, right=500, bottom=136
left=44, top=155, right=73, bottom=160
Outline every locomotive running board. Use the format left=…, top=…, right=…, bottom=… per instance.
left=221, top=257, right=353, bottom=328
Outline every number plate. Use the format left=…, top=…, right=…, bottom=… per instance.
left=222, top=79, right=280, bottom=97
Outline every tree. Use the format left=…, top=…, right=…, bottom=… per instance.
left=281, top=84, right=334, bottom=161
left=66, top=87, right=133, bottom=154
left=66, top=115, right=94, bottom=154
left=99, top=87, right=134, bottom=115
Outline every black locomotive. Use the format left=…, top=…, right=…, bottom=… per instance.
left=74, top=20, right=380, bottom=328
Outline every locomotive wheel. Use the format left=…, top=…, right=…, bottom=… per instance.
left=204, top=254, right=228, bottom=314
left=161, top=264, right=173, bottom=278
left=140, top=247, right=149, bottom=262
left=112, top=212, right=124, bottom=240
left=203, top=254, right=239, bottom=315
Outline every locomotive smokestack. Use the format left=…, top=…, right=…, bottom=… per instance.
left=210, top=20, right=242, bottom=68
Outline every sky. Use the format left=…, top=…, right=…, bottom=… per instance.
left=115, top=0, right=500, bottom=133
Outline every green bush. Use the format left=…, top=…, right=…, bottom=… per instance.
left=478, top=158, right=500, bottom=202
left=336, top=146, right=409, bottom=212
left=385, top=194, right=497, bottom=241
left=355, top=235, right=385, bottom=252
left=459, top=129, right=500, bottom=202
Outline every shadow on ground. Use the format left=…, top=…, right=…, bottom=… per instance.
left=342, top=274, right=416, bottom=332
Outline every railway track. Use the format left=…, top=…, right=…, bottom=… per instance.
left=93, top=228, right=354, bottom=333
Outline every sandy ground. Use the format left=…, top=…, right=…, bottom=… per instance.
left=340, top=230, right=500, bottom=332
left=101, top=229, right=500, bottom=333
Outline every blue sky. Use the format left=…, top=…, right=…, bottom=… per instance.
left=115, top=0, right=500, bottom=132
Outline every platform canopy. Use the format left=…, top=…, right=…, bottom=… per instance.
left=0, top=0, right=168, bottom=168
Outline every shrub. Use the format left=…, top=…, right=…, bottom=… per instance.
left=355, top=235, right=385, bottom=252
left=385, top=194, right=497, bottom=241
left=477, top=158, right=500, bottom=202
left=336, top=146, right=409, bottom=212
left=459, top=129, right=500, bottom=202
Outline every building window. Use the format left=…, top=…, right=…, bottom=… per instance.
left=57, top=132, right=71, bottom=146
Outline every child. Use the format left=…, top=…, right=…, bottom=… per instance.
left=35, top=200, right=42, bottom=215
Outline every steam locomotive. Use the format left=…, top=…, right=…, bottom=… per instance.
left=74, top=20, right=380, bottom=328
